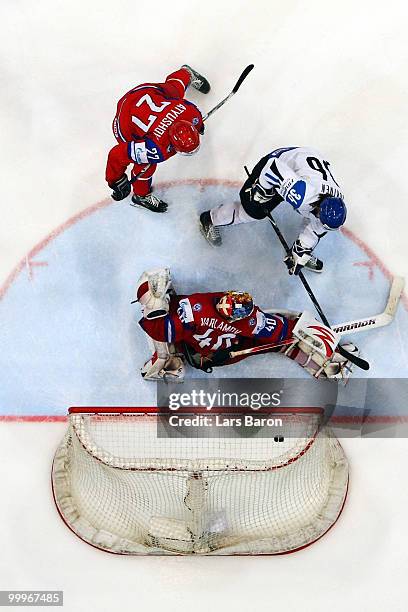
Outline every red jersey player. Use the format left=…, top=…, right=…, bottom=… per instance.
left=134, top=269, right=359, bottom=382
left=106, top=65, right=210, bottom=213
left=140, top=289, right=295, bottom=369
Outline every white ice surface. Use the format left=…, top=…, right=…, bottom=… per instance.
left=1, top=0, right=408, bottom=609
left=1, top=182, right=407, bottom=413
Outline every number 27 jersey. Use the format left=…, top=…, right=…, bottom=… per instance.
left=113, top=84, right=203, bottom=155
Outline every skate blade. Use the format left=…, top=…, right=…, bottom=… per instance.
left=304, top=268, right=323, bottom=274
left=304, top=263, right=323, bottom=273
left=199, top=224, right=222, bottom=248
left=129, top=201, right=168, bottom=214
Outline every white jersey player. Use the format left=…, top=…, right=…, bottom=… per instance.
left=200, top=146, right=347, bottom=275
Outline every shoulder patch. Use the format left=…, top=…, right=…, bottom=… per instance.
left=128, top=141, right=146, bottom=164
left=252, top=310, right=267, bottom=335
left=177, top=298, right=195, bottom=324
left=285, top=179, right=306, bottom=209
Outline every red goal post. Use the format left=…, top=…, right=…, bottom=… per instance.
left=52, top=406, right=348, bottom=555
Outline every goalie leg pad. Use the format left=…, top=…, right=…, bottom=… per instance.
left=284, top=340, right=359, bottom=380
left=141, top=338, right=185, bottom=382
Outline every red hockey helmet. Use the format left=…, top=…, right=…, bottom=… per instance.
left=168, top=120, right=200, bottom=155
left=216, top=291, right=254, bottom=322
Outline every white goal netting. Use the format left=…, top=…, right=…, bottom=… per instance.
left=52, top=408, right=348, bottom=555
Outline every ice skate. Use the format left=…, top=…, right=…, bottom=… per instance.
left=131, top=193, right=168, bottom=213
left=305, top=254, right=323, bottom=273
left=182, top=65, right=211, bottom=94
left=200, top=211, right=222, bottom=247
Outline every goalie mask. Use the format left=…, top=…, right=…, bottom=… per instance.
left=216, top=291, right=254, bottom=322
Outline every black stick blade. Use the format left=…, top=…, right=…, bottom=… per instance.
left=337, top=345, right=370, bottom=370
left=233, top=64, right=254, bottom=93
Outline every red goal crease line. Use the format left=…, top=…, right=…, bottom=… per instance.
left=0, top=179, right=407, bottom=309
left=2, top=408, right=408, bottom=425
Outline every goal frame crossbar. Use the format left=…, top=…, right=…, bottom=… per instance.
left=68, top=406, right=323, bottom=415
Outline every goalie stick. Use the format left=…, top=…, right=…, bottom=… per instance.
left=230, top=338, right=295, bottom=359
left=332, top=276, right=405, bottom=335
left=237, top=276, right=404, bottom=358
left=131, top=64, right=255, bottom=184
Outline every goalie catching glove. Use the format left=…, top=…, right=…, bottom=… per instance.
left=135, top=268, right=173, bottom=318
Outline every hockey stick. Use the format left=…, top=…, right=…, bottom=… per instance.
left=265, top=211, right=370, bottom=371
left=264, top=277, right=404, bottom=338
left=202, top=64, right=255, bottom=121
left=332, top=276, right=405, bottom=334
left=130, top=163, right=151, bottom=185
left=130, top=65, right=255, bottom=185
left=230, top=338, right=295, bottom=359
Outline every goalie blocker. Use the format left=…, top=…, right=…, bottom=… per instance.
left=133, top=268, right=361, bottom=382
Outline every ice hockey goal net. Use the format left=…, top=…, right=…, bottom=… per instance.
left=52, top=407, right=348, bottom=555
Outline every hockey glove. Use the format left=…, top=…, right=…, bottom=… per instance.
left=206, top=348, right=232, bottom=367
left=252, top=180, right=276, bottom=205
left=109, top=174, right=131, bottom=201
left=284, top=239, right=313, bottom=276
